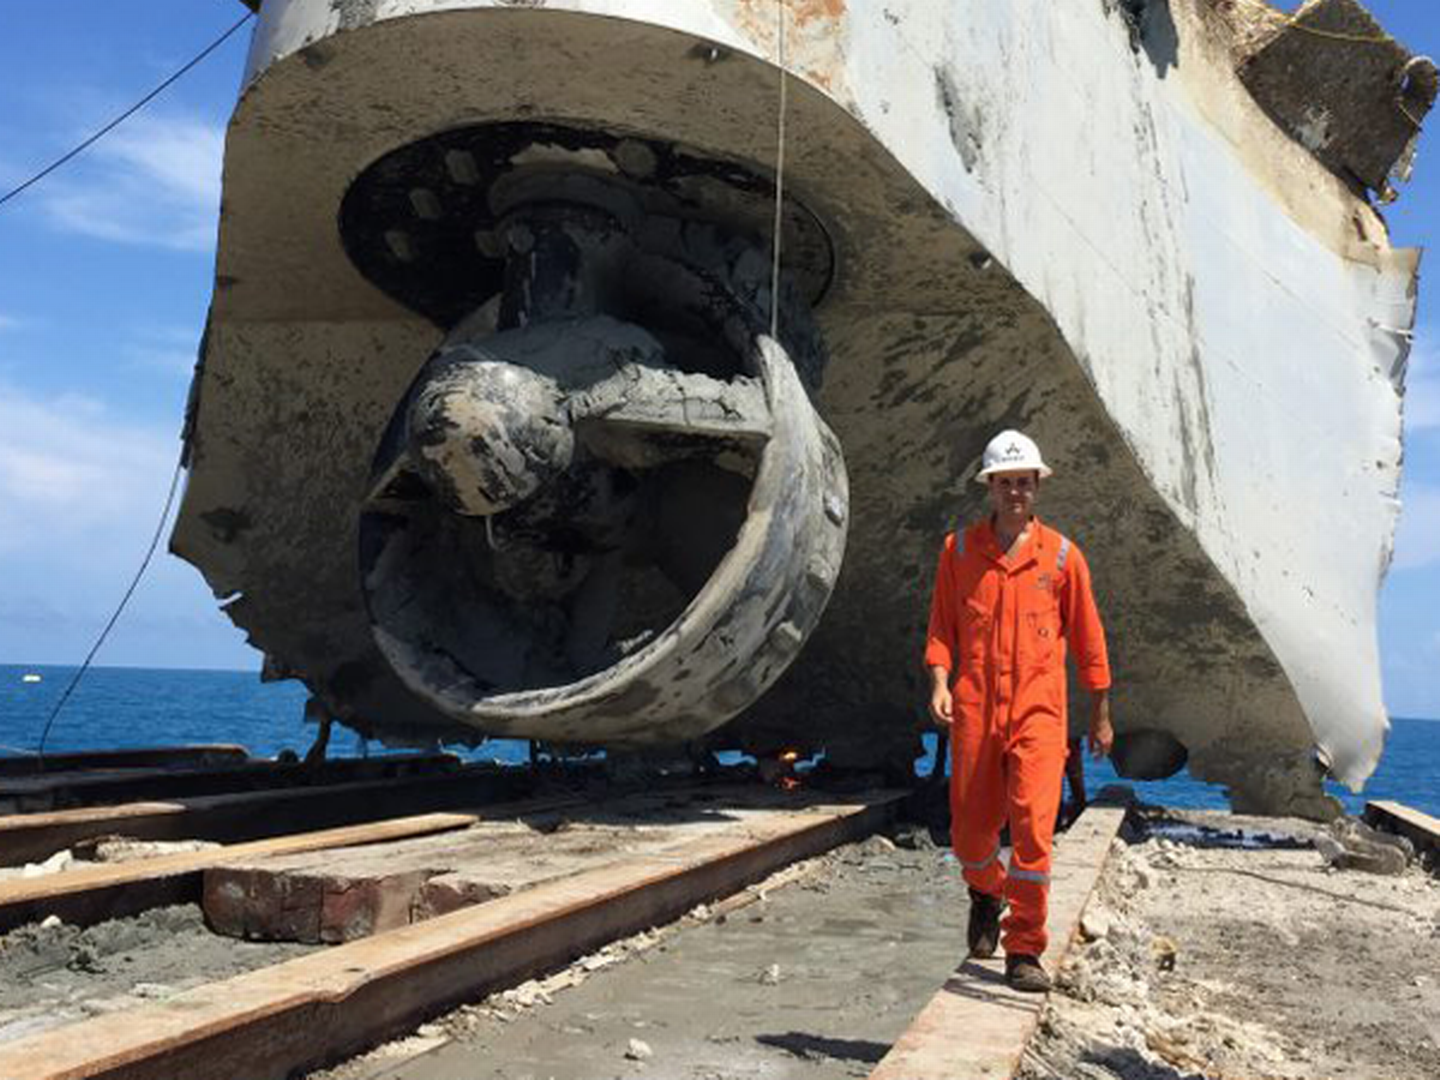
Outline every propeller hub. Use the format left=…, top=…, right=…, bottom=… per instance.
left=406, top=354, right=573, bottom=517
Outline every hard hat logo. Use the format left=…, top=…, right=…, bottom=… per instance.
left=977, top=429, right=1053, bottom=483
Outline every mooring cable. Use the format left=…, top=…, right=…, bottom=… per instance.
left=0, top=11, right=255, bottom=211
left=35, top=455, right=187, bottom=758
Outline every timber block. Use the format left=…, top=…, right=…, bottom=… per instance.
left=205, top=864, right=441, bottom=943
left=0, top=811, right=476, bottom=934
left=204, top=845, right=517, bottom=943
left=419, top=872, right=515, bottom=919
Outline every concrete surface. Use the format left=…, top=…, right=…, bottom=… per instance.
left=311, top=830, right=971, bottom=1080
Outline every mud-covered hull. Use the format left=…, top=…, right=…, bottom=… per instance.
left=175, top=0, right=1422, bottom=816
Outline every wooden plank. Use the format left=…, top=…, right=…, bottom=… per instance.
left=1363, top=799, right=1440, bottom=858
left=868, top=807, right=1127, bottom=1080
left=0, top=753, right=459, bottom=814
left=0, top=792, right=902, bottom=1080
left=0, top=812, right=477, bottom=932
left=0, top=746, right=250, bottom=778
left=200, top=788, right=812, bottom=943
left=0, top=765, right=534, bottom=867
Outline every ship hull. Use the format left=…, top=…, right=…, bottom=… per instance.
left=173, top=0, right=1418, bottom=816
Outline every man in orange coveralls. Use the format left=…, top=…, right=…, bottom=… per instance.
left=925, top=429, right=1113, bottom=993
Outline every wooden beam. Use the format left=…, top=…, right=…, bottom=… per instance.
left=1363, top=799, right=1440, bottom=859
left=0, top=746, right=250, bottom=778
left=198, top=787, right=823, bottom=943
left=868, top=807, right=1127, bottom=1080
left=0, top=812, right=477, bottom=932
left=0, top=764, right=533, bottom=867
left=0, top=793, right=901, bottom=1080
left=0, top=752, right=459, bottom=814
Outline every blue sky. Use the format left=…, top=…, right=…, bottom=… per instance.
left=0, top=2, right=1436, bottom=719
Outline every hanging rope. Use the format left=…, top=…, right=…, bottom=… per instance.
left=0, top=11, right=255, bottom=211
left=35, top=456, right=187, bottom=757
left=768, top=0, right=789, bottom=343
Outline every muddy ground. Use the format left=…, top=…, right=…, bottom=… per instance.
left=0, top=905, right=314, bottom=1046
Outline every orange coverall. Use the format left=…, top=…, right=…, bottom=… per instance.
left=925, top=517, right=1110, bottom=957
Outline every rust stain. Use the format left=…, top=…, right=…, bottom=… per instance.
left=726, top=0, right=847, bottom=96
left=790, top=0, right=846, bottom=27
left=733, top=0, right=767, bottom=41
left=736, top=0, right=846, bottom=34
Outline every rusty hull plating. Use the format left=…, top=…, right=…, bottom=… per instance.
left=173, top=0, right=1429, bottom=817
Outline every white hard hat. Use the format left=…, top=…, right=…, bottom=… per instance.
left=976, top=429, right=1052, bottom=483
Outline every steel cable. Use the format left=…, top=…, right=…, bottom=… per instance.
left=0, top=11, right=255, bottom=211
left=35, top=456, right=187, bottom=757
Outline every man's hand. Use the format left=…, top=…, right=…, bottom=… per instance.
left=928, top=666, right=953, bottom=727
left=930, top=686, right=953, bottom=727
left=1087, top=689, right=1114, bottom=760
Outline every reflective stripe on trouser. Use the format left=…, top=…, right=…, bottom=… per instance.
left=950, top=705, right=1066, bottom=957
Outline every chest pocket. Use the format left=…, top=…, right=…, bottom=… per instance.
left=1020, top=581, right=1062, bottom=669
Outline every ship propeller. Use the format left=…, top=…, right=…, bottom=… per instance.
left=357, top=193, right=847, bottom=745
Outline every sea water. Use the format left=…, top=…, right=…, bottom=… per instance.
left=1, top=663, right=1436, bottom=818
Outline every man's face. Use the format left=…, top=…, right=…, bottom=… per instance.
left=987, top=470, right=1039, bottom=521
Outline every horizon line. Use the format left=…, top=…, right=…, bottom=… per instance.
left=2, top=661, right=1437, bottom=724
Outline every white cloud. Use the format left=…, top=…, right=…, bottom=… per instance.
left=0, top=384, right=257, bottom=670
left=1404, top=328, right=1440, bottom=431
left=39, top=112, right=224, bottom=252
left=126, top=324, right=203, bottom=377
left=0, top=383, right=176, bottom=556
left=1392, top=481, right=1440, bottom=570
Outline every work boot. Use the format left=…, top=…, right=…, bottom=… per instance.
left=1004, top=953, right=1051, bottom=993
left=966, top=887, right=1004, bottom=959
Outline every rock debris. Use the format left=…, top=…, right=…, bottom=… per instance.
left=1020, top=810, right=1440, bottom=1080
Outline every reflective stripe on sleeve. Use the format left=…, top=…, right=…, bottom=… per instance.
left=1056, top=536, right=1071, bottom=573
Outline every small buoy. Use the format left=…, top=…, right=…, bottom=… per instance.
left=21, top=673, right=42, bottom=684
